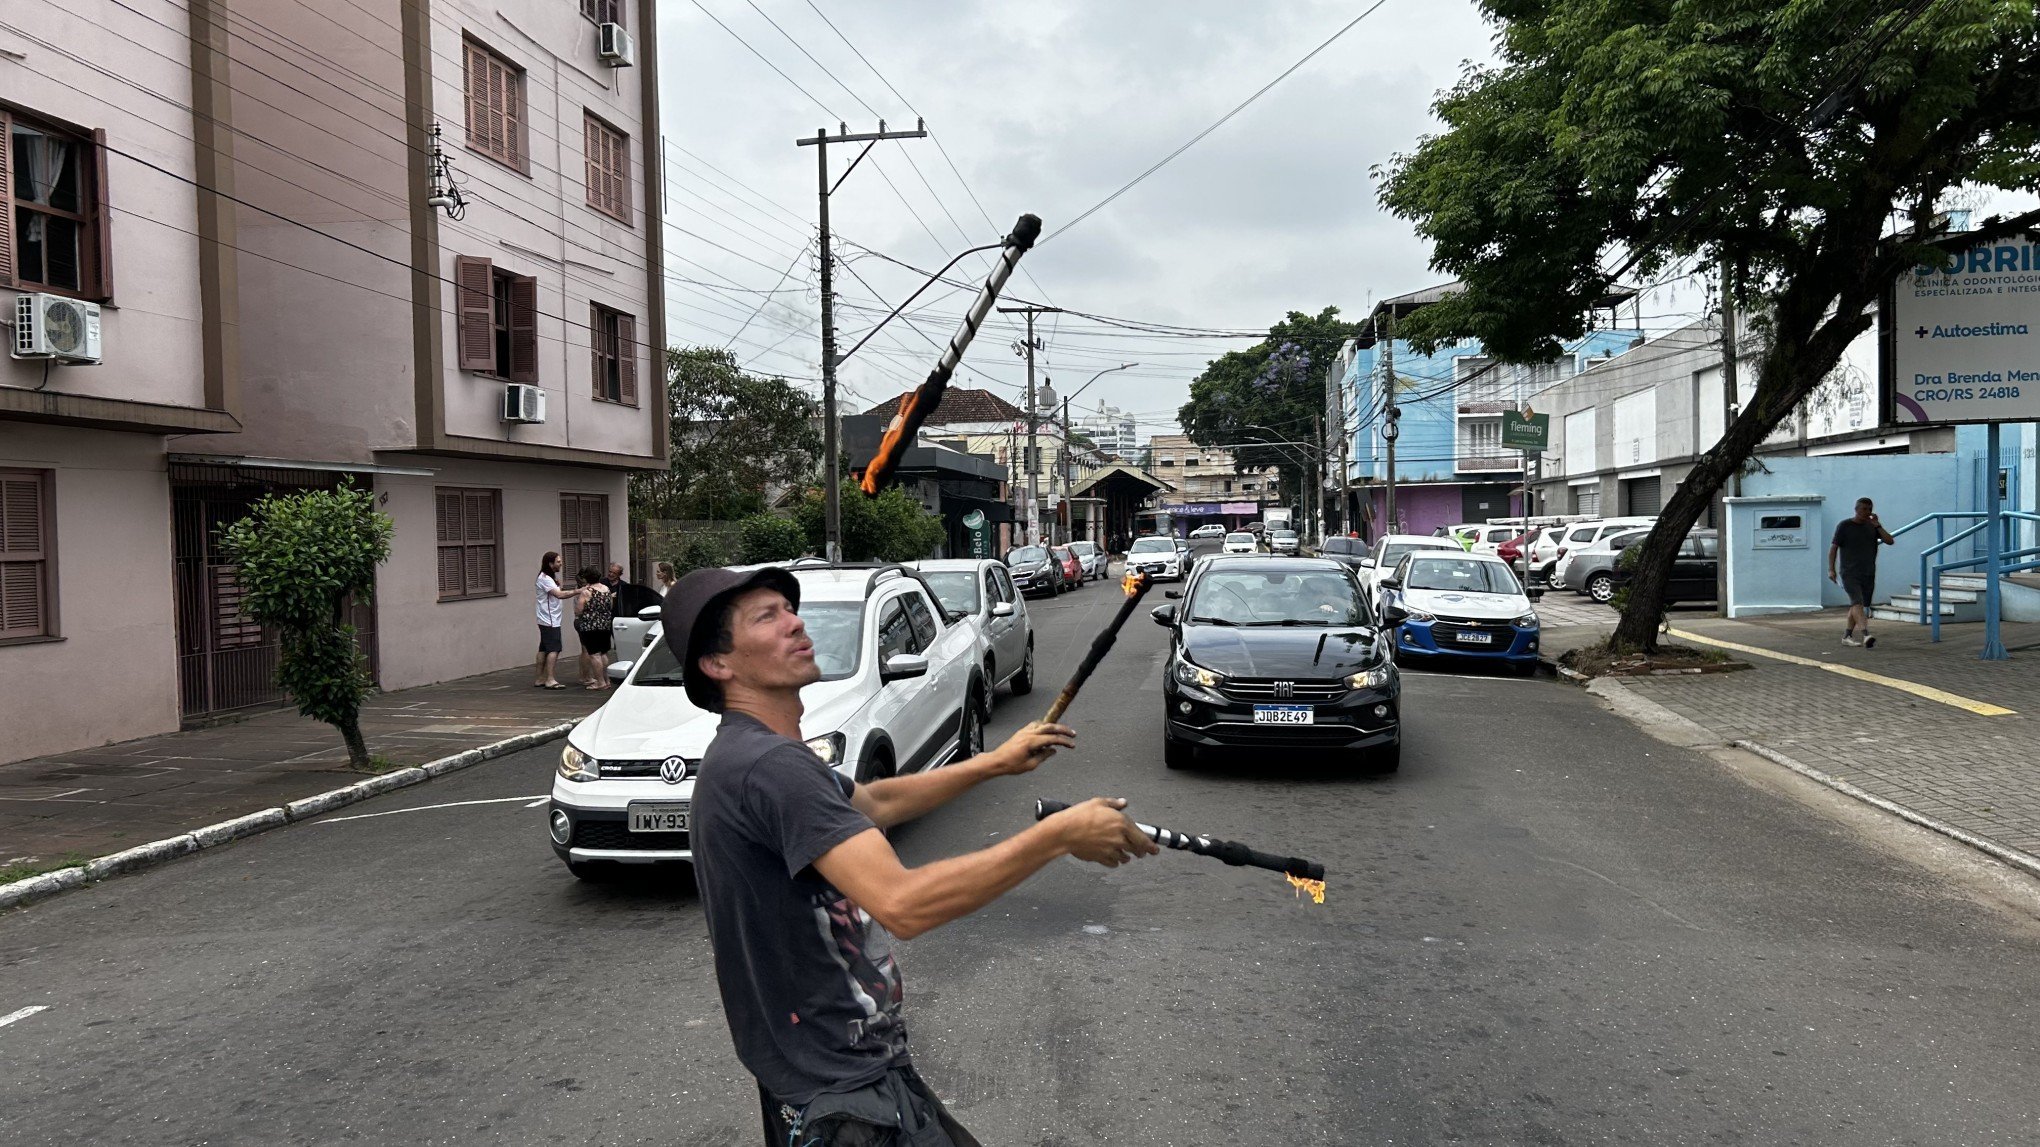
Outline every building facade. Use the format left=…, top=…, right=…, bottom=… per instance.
left=0, top=0, right=665, bottom=763
left=1144, top=434, right=1277, bottom=533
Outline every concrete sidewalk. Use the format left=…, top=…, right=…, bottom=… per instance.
left=1549, top=604, right=2040, bottom=870
left=1, top=668, right=601, bottom=872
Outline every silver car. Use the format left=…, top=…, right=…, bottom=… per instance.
left=911, top=559, right=1037, bottom=698
left=1066, top=540, right=1107, bottom=581
left=1559, top=528, right=1651, bottom=603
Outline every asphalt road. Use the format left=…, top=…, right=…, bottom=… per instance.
left=4, top=550, right=2040, bottom=1145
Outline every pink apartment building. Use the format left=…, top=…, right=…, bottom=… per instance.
left=0, top=0, right=665, bottom=762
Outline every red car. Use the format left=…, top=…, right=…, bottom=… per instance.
left=1050, top=545, right=1085, bottom=589
left=1496, top=529, right=1537, bottom=563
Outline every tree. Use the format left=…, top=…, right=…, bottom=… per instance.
left=630, top=347, right=823, bottom=522
left=797, top=482, right=946, bottom=563
left=218, top=485, right=393, bottom=768
left=1177, top=308, right=1357, bottom=499
left=1380, top=0, right=2040, bottom=652
left=738, top=513, right=809, bottom=563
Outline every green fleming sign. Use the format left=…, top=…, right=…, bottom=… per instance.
left=962, top=509, right=992, bottom=559
left=1501, top=410, right=1550, bottom=452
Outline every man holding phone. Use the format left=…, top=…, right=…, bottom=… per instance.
left=1829, top=497, right=1896, bottom=647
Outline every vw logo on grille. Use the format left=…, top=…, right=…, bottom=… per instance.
left=1271, top=681, right=1295, bottom=699
left=659, top=756, right=689, bottom=784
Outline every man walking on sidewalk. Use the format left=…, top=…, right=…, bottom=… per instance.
left=1829, top=497, right=1895, bottom=647
left=663, top=566, right=1156, bottom=1146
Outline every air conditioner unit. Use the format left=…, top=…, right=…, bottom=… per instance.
left=597, top=23, right=634, bottom=67
left=12, top=293, right=103, bottom=364
left=502, top=383, right=547, bottom=424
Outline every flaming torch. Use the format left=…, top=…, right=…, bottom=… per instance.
left=859, top=214, right=1042, bottom=497
left=1032, top=799, right=1327, bottom=903
left=1040, top=570, right=1157, bottom=725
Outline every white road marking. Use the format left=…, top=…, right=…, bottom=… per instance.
left=524, top=798, right=549, bottom=808
left=319, top=795, right=547, bottom=824
left=0, top=1005, right=50, bottom=1029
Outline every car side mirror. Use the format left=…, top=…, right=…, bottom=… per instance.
left=1150, top=604, right=1178, bottom=628
left=990, top=601, right=1016, bottom=617
left=1164, top=590, right=1182, bottom=599
left=1378, top=575, right=1401, bottom=589
left=881, top=653, right=929, bottom=682
left=1358, top=557, right=1376, bottom=568
left=1381, top=604, right=1408, bottom=626
left=637, top=604, right=663, bottom=621
left=606, top=660, right=634, bottom=681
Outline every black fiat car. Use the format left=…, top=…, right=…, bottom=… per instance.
left=1150, top=556, right=1402, bottom=771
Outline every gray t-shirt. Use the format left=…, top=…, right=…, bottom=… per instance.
left=693, top=712, right=907, bottom=1105
left=1831, top=519, right=1883, bottom=577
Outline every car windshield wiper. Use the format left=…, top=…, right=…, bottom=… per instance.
left=1237, top=618, right=1333, bottom=627
left=631, top=675, right=688, bottom=686
left=1185, top=615, right=1239, bottom=626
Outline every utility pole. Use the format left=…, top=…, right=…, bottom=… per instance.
left=1061, top=396, right=1073, bottom=543
left=1379, top=311, right=1401, bottom=534
left=998, top=303, right=1061, bottom=544
left=797, top=120, right=928, bottom=561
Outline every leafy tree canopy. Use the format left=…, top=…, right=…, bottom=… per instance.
left=1176, top=307, right=1358, bottom=489
left=1379, top=0, right=2040, bottom=650
left=631, top=347, right=823, bottom=522
left=797, top=482, right=946, bottom=563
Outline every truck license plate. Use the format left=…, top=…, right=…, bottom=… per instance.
left=1252, top=705, right=1314, bottom=725
left=627, top=801, right=690, bottom=833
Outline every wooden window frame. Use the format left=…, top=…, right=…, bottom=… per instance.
left=580, top=0, right=626, bottom=25
left=436, top=487, right=505, bottom=602
left=559, top=492, right=610, bottom=585
left=582, top=111, right=632, bottom=225
left=454, top=254, right=537, bottom=382
left=0, top=107, right=113, bottom=302
left=589, top=302, right=637, bottom=406
left=0, top=468, right=59, bottom=644
left=462, top=37, right=529, bottom=176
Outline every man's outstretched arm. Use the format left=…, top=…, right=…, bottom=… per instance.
left=814, top=798, right=1157, bottom=939
left=851, top=722, right=1073, bottom=829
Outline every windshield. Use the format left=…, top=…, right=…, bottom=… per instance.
left=918, top=572, right=980, bottom=616
left=1008, top=546, right=1048, bottom=564
left=1403, top=558, right=1521, bottom=595
left=1379, top=542, right=1448, bottom=568
left=1225, top=533, right=1254, bottom=543
left=1130, top=537, right=1173, bottom=553
left=1272, top=530, right=1297, bottom=539
left=1189, top=569, right=1367, bottom=626
left=632, top=600, right=864, bottom=685
left=1068, top=542, right=1096, bottom=556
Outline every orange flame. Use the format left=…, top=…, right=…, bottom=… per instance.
left=1121, top=570, right=1147, bottom=596
left=1286, top=873, right=1327, bottom=904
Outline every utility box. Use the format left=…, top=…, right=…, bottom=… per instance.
left=1724, top=495, right=1826, bottom=617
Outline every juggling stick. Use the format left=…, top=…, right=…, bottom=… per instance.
left=1040, top=571, right=1156, bottom=725
left=1032, top=798, right=1328, bottom=902
left=860, top=214, right=1042, bottom=496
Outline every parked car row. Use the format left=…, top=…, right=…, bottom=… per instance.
left=1004, top=541, right=1109, bottom=596
left=546, top=558, right=1040, bottom=881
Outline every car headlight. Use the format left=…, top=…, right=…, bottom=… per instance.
left=1347, top=663, right=1395, bottom=690
left=558, top=743, right=600, bottom=782
left=805, top=732, right=846, bottom=766
left=1402, top=608, right=1436, bottom=623
left=1513, top=612, right=1540, bottom=629
left=1172, top=655, right=1225, bottom=690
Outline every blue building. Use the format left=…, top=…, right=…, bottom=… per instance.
left=1328, top=284, right=1643, bottom=539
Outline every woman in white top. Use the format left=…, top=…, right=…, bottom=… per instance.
left=655, top=561, right=678, bottom=595
left=533, top=551, right=580, bottom=689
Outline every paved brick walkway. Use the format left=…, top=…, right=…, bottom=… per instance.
left=1601, top=610, right=2040, bottom=861
left=1, top=669, right=600, bottom=868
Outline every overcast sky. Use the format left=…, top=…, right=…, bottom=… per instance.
left=651, top=1, right=1716, bottom=438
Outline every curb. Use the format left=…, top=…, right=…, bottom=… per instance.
left=0, top=720, right=578, bottom=912
left=1729, top=739, right=2040, bottom=883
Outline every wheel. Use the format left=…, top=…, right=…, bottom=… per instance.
left=858, top=747, right=897, bottom=784
left=1164, top=732, right=1195, bottom=770
left=1371, top=737, right=1401, bottom=774
left=956, top=688, right=987, bottom=762
left=1511, top=658, right=1539, bottom=677
left=1587, top=573, right=1615, bottom=604
left=1009, top=640, right=1035, bottom=695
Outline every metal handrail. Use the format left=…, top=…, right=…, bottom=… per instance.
left=1892, top=511, right=2040, bottom=638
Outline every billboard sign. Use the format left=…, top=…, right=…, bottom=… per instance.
left=1501, top=410, right=1550, bottom=451
left=1889, top=238, right=2040, bottom=425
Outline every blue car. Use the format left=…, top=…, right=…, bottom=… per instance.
left=1378, top=551, right=1542, bottom=674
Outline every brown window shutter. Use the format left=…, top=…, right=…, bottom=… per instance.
left=588, top=303, right=603, bottom=398
left=584, top=114, right=600, bottom=212
left=505, top=66, right=526, bottom=172
left=455, top=256, right=494, bottom=371
left=0, top=474, right=48, bottom=638
left=0, top=112, right=14, bottom=290
left=92, top=128, right=114, bottom=302
left=508, top=274, right=538, bottom=382
left=616, top=314, right=637, bottom=405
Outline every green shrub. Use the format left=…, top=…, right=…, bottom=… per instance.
left=738, top=513, right=809, bottom=563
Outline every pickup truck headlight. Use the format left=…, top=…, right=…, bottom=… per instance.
left=1172, top=656, right=1225, bottom=690
left=558, top=743, right=600, bottom=782
left=1347, top=663, right=1395, bottom=690
left=805, top=732, right=846, bottom=766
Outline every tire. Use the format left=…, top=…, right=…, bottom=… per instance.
left=1587, top=573, right=1615, bottom=604
left=567, top=860, right=613, bottom=881
left=1009, top=640, right=1035, bottom=695
left=957, top=687, right=987, bottom=763
left=858, top=746, right=897, bottom=784
left=1372, top=737, right=1401, bottom=774
left=1164, top=734, right=1195, bottom=770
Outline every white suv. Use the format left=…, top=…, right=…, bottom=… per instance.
left=1125, top=535, right=1186, bottom=580
left=546, top=564, right=987, bottom=879
left=910, top=559, right=1037, bottom=699
left=1550, top=518, right=1656, bottom=589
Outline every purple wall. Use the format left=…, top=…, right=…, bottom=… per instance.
left=1357, top=484, right=1523, bottom=540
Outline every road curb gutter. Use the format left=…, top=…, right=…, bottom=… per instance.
left=0, top=719, right=578, bottom=911
left=1730, top=739, right=2040, bottom=883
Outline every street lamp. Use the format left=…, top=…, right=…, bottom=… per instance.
left=1054, top=363, right=1137, bottom=544
left=1239, top=424, right=1322, bottom=543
